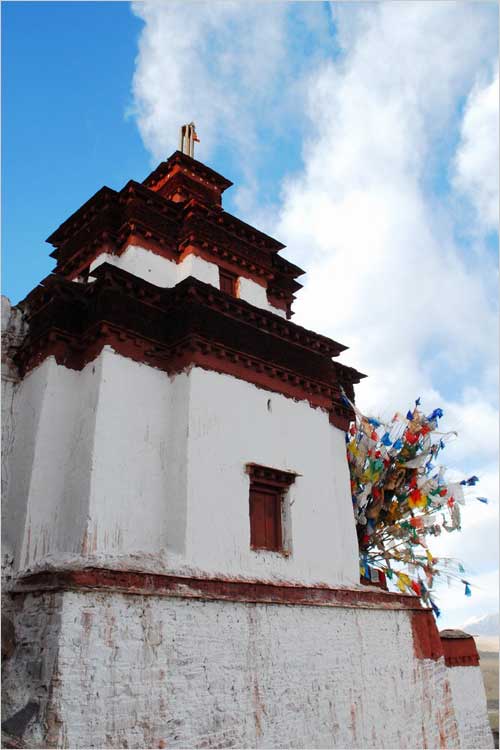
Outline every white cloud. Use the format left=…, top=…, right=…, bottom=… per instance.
left=433, top=569, right=499, bottom=630
left=274, top=2, right=498, bottom=625
left=131, top=1, right=286, bottom=162
left=273, top=1, right=498, bottom=463
left=130, top=0, right=330, bottom=185
left=440, top=394, right=499, bottom=469
left=277, top=3, right=498, bottom=384
left=453, top=66, right=499, bottom=233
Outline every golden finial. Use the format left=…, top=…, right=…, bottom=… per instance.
left=179, top=122, right=199, bottom=157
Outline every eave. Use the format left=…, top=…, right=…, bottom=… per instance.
left=143, top=151, right=233, bottom=194
left=17, top=264, right=365, bottom=431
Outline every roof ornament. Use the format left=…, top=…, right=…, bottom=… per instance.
left=179, top=122, right=199, bottom=158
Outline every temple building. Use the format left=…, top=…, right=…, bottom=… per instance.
left=1, top=130, right=492, bottom=749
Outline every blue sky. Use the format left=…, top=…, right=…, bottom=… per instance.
left=2, top=2, right=147, bottom=302
left=2, top=1, right=498, bottom=629
left=2, top=1, right=312, bottom=303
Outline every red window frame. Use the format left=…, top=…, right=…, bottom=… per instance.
left=249, top=483, right=283, bottom=551
left=246, top=464, right=297, bottom=553
left=219, top=268, right=237, bottom=297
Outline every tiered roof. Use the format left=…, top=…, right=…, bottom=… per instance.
left=18, top=151, right=365, bottom=429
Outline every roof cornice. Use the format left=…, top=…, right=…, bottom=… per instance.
left=17, top=264, right=364, bottom=430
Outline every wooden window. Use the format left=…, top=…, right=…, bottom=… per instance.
left=249, top=484, right=283, bottom=551
left=246, top=464, right=297, bottom=553
left=219, top=268, right=237, bottom=297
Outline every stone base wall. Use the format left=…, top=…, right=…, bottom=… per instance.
left=447, top=666, right=494, bottom=749
left=2, top=582, right=491, bottom=749
left=2, top=591, right=62, bottom=748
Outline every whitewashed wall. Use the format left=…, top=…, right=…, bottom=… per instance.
left=6, top=589, right=464, bottom=750
left=5, top=357, right=102, bottom=571
left=86, top=349, right=174, bottom=562
left=2, top=297, right=24, bottom=561
left=89, top=246, right=180, bottom=286
left=5, top=349, right=358, bottom=585
left=88, top=356, right=359, bottom=584
left=238, top=275, right=286, bottom=317
left=89, top=245, right=286, bottom=317
left=446, top=666, right=494, bottom=749
left=184, top=367, right=360, bottom=586
left=3, top=351, right=172, bottom=573
left=1, top=591, right=62, bottom=749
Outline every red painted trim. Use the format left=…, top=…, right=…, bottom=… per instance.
left=17, top=265, right=363, bottom=430
left=47, top=154, right=300, bottom=309
left=247, top=464, right=297, bottom=553
left=62, top=238, right=280, bottom=296
left=63, top=236, right=274, bottom=291
left=13, top=568, right=425, bottom=611
left=150, top=166, right=224, bottom=207
left=173, top=345, right=334, bottom=413
left=143, top=151, right=234, bottom=195
left=57, top=220, right=297, bottom=308
left=440, top=635, right=480, bottom=667
left=246, top=463, right=298, bottom=488
left=123, top=234, right=179, bottom=262
left=18, top=329, right=351, bottom=429
left=46, top=186, right=118, bottom=245
left=212, top=206, right=285, bottom=253
left=180, top=244, right=269, bottom=288
left=266, top=291, right=290, bottom=315
left=176, top=212, right=296, bottom=297
left=411, top=610, right=444, bottom=661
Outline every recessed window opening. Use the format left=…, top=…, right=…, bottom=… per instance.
left=246, top=463, right=297, bottom=554
left=219, top=268, right=238, bottom=297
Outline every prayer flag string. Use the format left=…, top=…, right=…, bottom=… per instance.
left=343, top=390, right=486, bottom=615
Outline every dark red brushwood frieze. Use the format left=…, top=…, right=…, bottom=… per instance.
left=439, top=630, right=480, bottom=667
left=246, top=463, right=298, bottom=488
left=16, top=263, right=364, bottom=430
left=46, top=152, right=302, bottom=317
left=143, top=150, right=234, bottom=202
left=143, top=152, right=285, bottom=255
left=411, top=610, right=445, bottom=661
left=13, top=568, right=425, bottom=612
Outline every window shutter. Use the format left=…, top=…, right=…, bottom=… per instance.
left=249, top=486, right=283, bottom=551
left=247, top=464, right=297, bottom=554
left=219, top=268, right=237, bottom=296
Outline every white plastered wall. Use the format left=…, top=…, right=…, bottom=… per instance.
left=184, top=367, right=360, bottom=586
left=4, top=349, right=177, bottom=574
left=29, top=591, right=462, bottom=750
left=89, top=246, right=179, bottom=286
left=9, top=357, right=102, bottom=571
left=2, top=296, right=27, bottom=563
left=85, top=354, right=360, bottom=585
left=84, top=348, right=176, bottom=562
left=6, top=348, right=359, bottom=586
left=89, top=244, right=286, bottom=317
left=3, top=361, right=50, bottom=567
left=238, top=275, right=286, bottom=318
left=446, top=665, right=494, bottom=748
